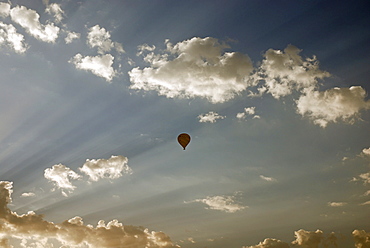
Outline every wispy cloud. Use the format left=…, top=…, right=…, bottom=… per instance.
left=327, top=201, right=347, bottom=207
left=186, top=192, right=247, bottom=213
left=259, top=175, right=277, bottom=182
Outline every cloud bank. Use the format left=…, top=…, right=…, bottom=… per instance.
left=0, top=181, right=179, bottom=248
left=243, top=228, right=370, bottom=248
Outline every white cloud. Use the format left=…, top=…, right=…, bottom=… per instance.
left=64, top=31, right=80, bottom=44
left=87, top=25, right=124, bottom=54
left=259, top=175, right=277, bottom=182
left=10, top=5, right=60, bottom=43
left=352, top=230, right=370, bottom=248
left=186, top=193, right=247, bottom=213
left=45, top=3, right=64, bottom=23
left=237, top=107, right=260, bottom=120
left=0, top=22, right=27, bottom=53
left=198, top=111, right=225, bottom=123
left=79, top=155, right=132, bottom=182
left=327, top=201, right=347, bottom=207
left=129, top=37, right=254, bottom=103
left=253, top=45, right=330, bottom=99
left=69, top=53, right=117, bottom=81
left=21, top=192, right=35, bottom=197
left=243, top=238, right=290, bottom=248
left=0, top=181, right=179, bottom=248
left=0, top=2, right=10, bottom=17
left=44, top=164, right=81, bottom=192
left=296, top=86, right=370, bottom=128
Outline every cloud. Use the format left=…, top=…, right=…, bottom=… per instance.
left=69, top=53, right=117, bottom=81
left=129, top=37, right=254, bottom=103
left=352, top=230, right=370, bottom=248
left=44, top=164, right=81, bottom=195
left=10, top=5, right=60, bottom=43
left=0, top=2, right=10, bottom=17
left=360, top=200, right=370, bottom=205
left=79, top=155, right=132, bottom=182
left=327, top=201, right=347, bottom=207
left=0, top=181, right=179, bottom=248
left=186, top=192, right=247, bottom=213
left=253, top=44, right=330, bottom=99
left=65, top=31, right=80, bottom=44
left=237, top=107, right=260, bottom=120
left=243, top=238, right=290, bottom=248
left=45, top=3, right=64, bottom=23
left=362, top=147, right=370, bottom=157
left=87, top=25, right=124, bottom=54
left=20, top=192, right=35, bottom=197
left=296, top=86, right=370, bottom=127
left=244, top=229, right=368, bottom=248
left=0, top=22, right=27, bottom=53
left=198, top=111, right=225, bottom=123
left=260, top=175, right=277, bottom=182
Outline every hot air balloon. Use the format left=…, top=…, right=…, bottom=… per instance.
left=177, top=133, right=191, bottom=150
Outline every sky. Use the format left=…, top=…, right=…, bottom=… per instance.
left=0, top=0, right=369, bottom=247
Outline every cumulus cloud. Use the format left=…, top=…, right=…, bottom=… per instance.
left=237, top=106, right=260, bottom=120
left=253, top=44, right=330, bottom=99
left=79, top=155, right=132, bottom=182
left=352, top=230, right=370, bottom=248
left=260, top=175, right=277, bottom=182
left=87, top=25, right=124, bottom=54
left=0, top=181, right=179, bottom=248
left=296, top=86, right=370, bottom=127
left=327, top=201, right=347, bottom=207
left=242, top=229, right=370, bottom=248
left=10, top=5, right=60, bottom=43
left=0, top=2, right=10, bottom=17
left=243, top=238, right=290, bottom=248
left=45, top=3, right=64, bottom=23
left=65, top=31, right=80, bottom=44
left=129, top=37, right=254, bottom=103
left=0, top=22, right=27, bottom=53
left=69, top=53, right=117, bottom=81
left=186, top=192, right=247, bottom=213
left=198, top=111, right=225, bottom=123
left=44, top=164, right=81, bottom=195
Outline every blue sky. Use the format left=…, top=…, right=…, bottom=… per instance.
left=0, top=0, right=369, bottom=247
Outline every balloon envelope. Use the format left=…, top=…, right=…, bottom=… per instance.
left=177, top=133, right=191, bottom=150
